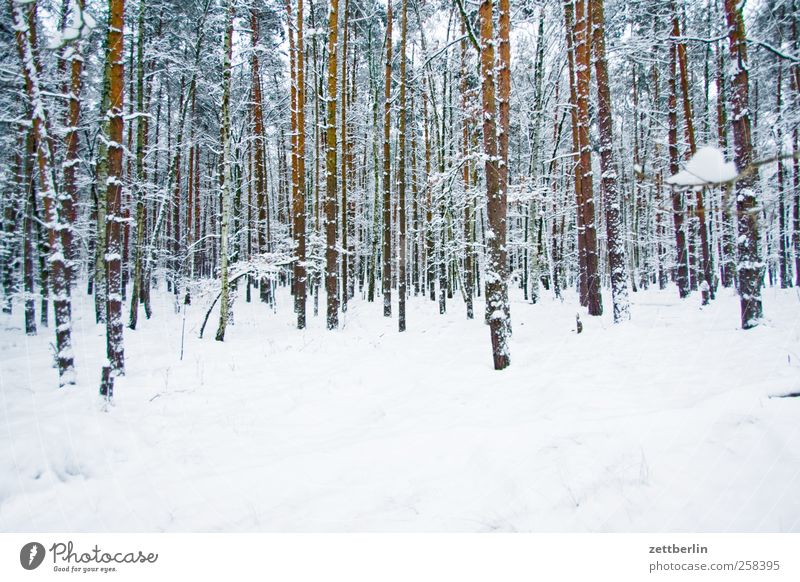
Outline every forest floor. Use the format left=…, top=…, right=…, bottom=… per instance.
left=1, top=281, right=799, bottom=532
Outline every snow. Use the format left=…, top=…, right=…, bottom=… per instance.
left=666, top=146, right=738, bottom=187
left=1, top=284, right=799, bottom=532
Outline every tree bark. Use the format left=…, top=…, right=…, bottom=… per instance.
left=479, top=0, right=510, bottom=370
left=398, top=0, right=408, bottom=331
left=11, top=0, right=76, bottom=385
left=382, top=1, right=393, bottom=317
left=324, top=0, right=340, bottom=329
left=724, top=0, right=762, bottom=328
left=590, top=0, right=630, bottom=322
left=215, top=0, right=234, bottom=341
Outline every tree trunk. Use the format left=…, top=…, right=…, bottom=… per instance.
left=591, top=0, right=629, bottom=322
left=129, top=0, right=147, bottom=330
left=295, top=0, right=307, bottom=328
left=105, top=0, right=126, bottom=374
left=668, top=16, right=689, bottom=298
left=574, top=0, right=601, bottom=315
left=382, top=1, right=393, bottom=317
left=60, top=0, right=84, bottom=289
left=215, top=0, right=233, bottom=341
left=724, top=0, right=762, bottom=328
left=11, top=0, right=75, bottom=386
left=398, top=0, right=408, bottom=332
left=324, top=0, right=340, bottom=329
left=479, top=0, right=510, bottom=370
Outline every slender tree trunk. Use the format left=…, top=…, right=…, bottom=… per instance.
left=562, top=0, right=587, bottom=306
left=129, top=0, right=147, bottom=330
left=295, top=0, right=307, bottom=328
left=479, top=0, right=510, bottom=370
left=324, top=0, right=340, bottom=329
left=724, top=0, right=762, bottom=328
left=398, top=0, right=408, bottom=331
left=60, top=0, right=84, bottom=289
left=673, top=2, right=712, bottom=303
left=716, top=37, right=735, bottom=288
left=23, top=130, right=37, bottom=335
left=215, top=0, right=233, bottom=341
left=591, top=0, right=629, bottom=322
left=668, top=18, right=689, bottom=298
left=11, top=0, right=76, bottom=385
left=574, top=0, right=601, bottom=315
left=776, top=61, right=790, bottom=289
left=105, top=0, right=125, bottom=374
left=382, top=1, right=393, bottom=317
left=340, top=0, right=349, bottom=313
left=460, top=26, right=473, bottom=320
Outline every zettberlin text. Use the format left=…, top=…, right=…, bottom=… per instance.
left=649, top=544, right=708, bottom=554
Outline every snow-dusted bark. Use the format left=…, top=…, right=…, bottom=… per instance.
left=215, top=0, right=233, bottom=341
left=479, top=0, right=510, bottom=370
left=11, top=0, right=75, bottom=386
left=381, top=0, right=392, bottom=319
left=667, top=14, right=689, bottom=300
left=324, top=0, right=339, bottom=330
left=293, top=0, right=307, bottom=329
left=59, top=0, right=85, bottom=288
left=397, top=0, right=408, bottom=332
left=672, top=0, right=712, bottom=305
left=104, top=0, right=125, bottom=373
left=590, top=0, right=629, bottom=323
left=128, top=0, right=146, bottom=331
left=724, top=0, right=763, bottom=329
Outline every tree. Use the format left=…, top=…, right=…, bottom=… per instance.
left=215, top=0, right=234, bottom=341
left=324, top=0, right=340, bottom=329
left=590, top=0, right=629, bottom=322
left=10, top=0, right=75, bottom=386
left=724, top=0, right=762, bottom=329
left=397, top=0, right=407, bottom=332
left=479, top=0, right=510, bottom=370
left=294, top=0, right=307, bottom=328
left=104, top=0, right=125, bottom=373
left=382, top=0, right=392, bottom=318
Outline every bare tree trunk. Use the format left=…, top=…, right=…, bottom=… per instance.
left=324, top=0, right=340, bottom=329
left=340, top=0, right=349, bottom=313
left=574, top=0, right=601, bottom=315
left=215, top=0, right=233, bottom=341
left=776, top=60, right=790, bottom=289
left=724, top=0, right=762, bottom=328
left=23, top=130, right=37, bottom=335
left=11, top=0, right=76, bottom=385
left=295, top=0, right=307, bottom=328
left=562, top=0, right=587, bottom=306
left=105, top=0, right=126, bottom=374
left=590, top=0, right=629, bottom=322
left=129, top=0, right=147, bottom=330
left=398, top=0, right=408, bottom=331
left=382, top=1, right=393, bottom=317
left=460, top=25, right=473, bottom=320
left=673, top=1, right=712, bottom=303
left=668, top=15, right=689, bottom=298
left=60, top=0, right=84, bottom=289
left=715, top=36, right=735, bottom=288
left=479, top=0, right=510, bottom=370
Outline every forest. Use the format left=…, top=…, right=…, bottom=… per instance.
left=1, top=0, right=799, bottom=532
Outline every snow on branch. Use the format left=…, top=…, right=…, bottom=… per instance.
left=198, top=252, right=294, bottom=339
left=666, top=146, right=738, bottom=188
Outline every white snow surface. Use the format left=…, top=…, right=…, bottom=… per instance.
left=1, top=284, right=799, bottom=532
left=666, top=146, right=739, bottom=187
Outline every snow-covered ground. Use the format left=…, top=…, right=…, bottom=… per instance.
left=1, top=282, right=799, bottom=532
